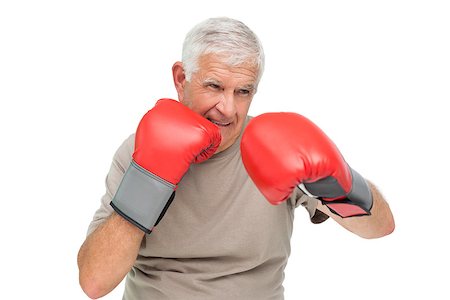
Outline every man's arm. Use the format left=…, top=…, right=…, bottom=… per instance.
left=78, top=99, right=221, bottom=299
left=77, top=212, right=145, bottom=299
left=316, top=181, right=395, bottom=239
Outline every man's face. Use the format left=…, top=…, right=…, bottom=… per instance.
left=174, top=54, right=259, bottom=153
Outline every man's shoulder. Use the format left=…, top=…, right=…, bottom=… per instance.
left=112, top=134, right=135, bottom=166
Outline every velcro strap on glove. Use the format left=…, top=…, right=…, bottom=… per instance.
left=110, top=160, right=176, bottom=233
left=302, top=168, right=373, bottom=218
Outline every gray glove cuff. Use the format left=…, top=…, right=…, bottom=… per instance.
left=347, top=167, right=373, bottom=214
left=110, top=160, right=176, bottom=234
left=300, top=166, right=373, bottom=217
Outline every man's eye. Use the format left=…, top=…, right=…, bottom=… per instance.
left=209, top=84, right=220, bottom=89
left=238, top=89, right=250, bottom=95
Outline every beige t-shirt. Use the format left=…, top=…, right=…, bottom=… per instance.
left=87, top=118, right=327, bottom=300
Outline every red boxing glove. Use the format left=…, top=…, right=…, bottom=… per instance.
left=133, top=98, right=220, bottom=185
left=241, top=112, right=372, bottom=218
left=111, top=99, right=221, bottom=233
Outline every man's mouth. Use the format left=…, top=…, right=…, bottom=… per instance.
left=208, top=118, right=231, bottom=127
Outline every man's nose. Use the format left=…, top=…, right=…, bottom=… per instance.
left=215, top=92, right=237, bottom=117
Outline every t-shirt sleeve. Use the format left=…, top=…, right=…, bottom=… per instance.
left=289, top=188, right=329, bottom=224
left=86, top=134, right=135, bottom=236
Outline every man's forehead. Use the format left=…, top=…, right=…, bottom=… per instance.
left=198, top=53, right=258, bottom=72
left=195, top=54, right=258, bottom=84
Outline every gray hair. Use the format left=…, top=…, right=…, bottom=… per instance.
left=181, top=17, right=265, bottom=83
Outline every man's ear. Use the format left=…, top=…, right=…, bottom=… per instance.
left=172, top=62, right=186, bottom=101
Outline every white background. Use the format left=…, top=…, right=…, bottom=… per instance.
left=1, top=0, right=449, bottom=299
